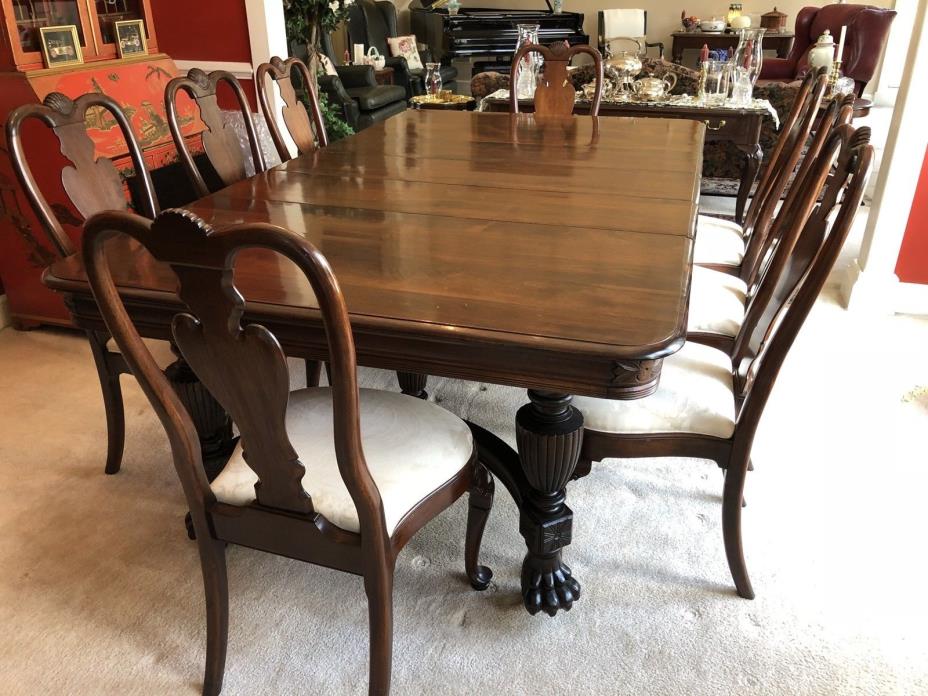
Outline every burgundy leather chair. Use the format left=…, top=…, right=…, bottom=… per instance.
left=759, top=4, right=896, bottom=96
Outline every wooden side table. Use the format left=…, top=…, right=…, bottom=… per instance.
left=671, top=31, right=795, bottom=64
left=374, top=67, right=394, bottom=85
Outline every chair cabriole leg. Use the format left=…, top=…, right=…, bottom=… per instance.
left=86, top=330, right=126, bottom=475
left=199, top=537, right=229, bottom=696
left=465, top=460, right=495, bottom=590
left=722, top=456, right=754, bottom=599
left=365, top=565, right=395, bottom=695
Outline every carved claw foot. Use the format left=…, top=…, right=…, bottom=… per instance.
left=521, top=554, right=581, bottom=616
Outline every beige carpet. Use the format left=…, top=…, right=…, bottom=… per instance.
left=1, top=289, right=927, bottom=695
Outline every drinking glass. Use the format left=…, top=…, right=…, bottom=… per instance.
left=700, top=60, right=731, bottom=106
left=730, top=66, right=753, bottom=106
left=733, top=28, right=766, bottom=86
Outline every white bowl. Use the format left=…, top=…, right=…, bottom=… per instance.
left=700, top=19, right=726, bottom=32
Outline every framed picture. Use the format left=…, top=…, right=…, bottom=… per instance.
left=114, top=20, right=148, bottom=59
left=39, top=25, right=84, bottom=69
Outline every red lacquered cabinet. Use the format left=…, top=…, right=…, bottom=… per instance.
left=0, top=0, right=200, bottom=327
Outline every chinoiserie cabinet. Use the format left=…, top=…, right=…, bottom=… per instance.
left=0, top=0, right=202, bottom=327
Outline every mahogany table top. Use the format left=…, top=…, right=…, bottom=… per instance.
left=45, top=111, right=703, bottom=396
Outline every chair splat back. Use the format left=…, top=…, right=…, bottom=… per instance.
left=82, top=209, right=386, bottom=536
left=5, top=91, right=159, bottom=258
left=256, top=56, right=329, bottom=163
left=740, top=73, right=828, bottom=281
left=510, top=42, right=604, bottom=117
left=165, top=69, right=266, bottom=198
left=744, top=94, right=856, bottom=288
left=732, top=129, right=873, bottom=435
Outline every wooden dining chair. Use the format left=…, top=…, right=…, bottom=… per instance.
left=81, top=207, right=494, bottom=695
left=694, top=70, right=828, bottom=275
left=509, top=42, right=604, bottom=117
left=571, top=128, right=873, bottom=600
left=256, top=56, right=329, bottom=163
left=687, top=96, right=858, bottom=355
left=5, top=91, right=160, bottom=476
left=165, top=68, right=266, bottom=198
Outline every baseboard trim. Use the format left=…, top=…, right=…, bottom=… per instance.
left=839, top=260, right=900, bottom=314
left=0, top=294, right=10, bottom=330
left=896, top=281, right=928, bottom=316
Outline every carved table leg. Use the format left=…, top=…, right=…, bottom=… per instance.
left=515, top=390, right=583, bottom=616
left=736, top=143, right=763, bottom=225
left=164, top=356, right=236, bottom=481
left=397, top=371, right=428, bottom=400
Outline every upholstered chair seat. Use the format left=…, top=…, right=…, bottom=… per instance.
left=687, top=265, right=748, bottom=337
left=694, top=215, right=746, bottom=266
left=211, top=388, right=475, bottom=534
left=572, top=342, right=736, bottom=439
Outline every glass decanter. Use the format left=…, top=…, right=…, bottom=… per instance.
left=424, top=63, right=443, bottom=96
left=732, top=28, right=766, bottom=86
left=514, top=23, right=540, bottom=99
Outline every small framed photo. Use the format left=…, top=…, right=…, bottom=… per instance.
left=39, top=25, right=83, bottom=68
left=114, top=19, right=148, bottom=59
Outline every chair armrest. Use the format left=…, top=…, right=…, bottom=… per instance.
left=318, top=75, right=354, bottom=105
left=317, top=75, right=360, bottom=130
left=334, top=65, right=377, bottom=88
left=384, top=55, right=423, bottom=96
left=645, top=41, right=664, bottom=59
left=759, top=57, right=796, bottom=81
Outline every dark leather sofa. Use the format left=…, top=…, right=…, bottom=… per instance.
left=347, top=0, right=458, bottom=97
left=758, top=4, right=896, bottom=97
left=315, top=34, right=407, bottom=132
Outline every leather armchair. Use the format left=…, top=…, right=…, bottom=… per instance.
left=347, top=0, right=458, bottom=98
left=758, top=4, right=896, bottom=96
left=315, top=34, right=407, bottom=132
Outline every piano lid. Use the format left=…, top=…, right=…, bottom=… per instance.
left=415, top=0, right=556, bottom=13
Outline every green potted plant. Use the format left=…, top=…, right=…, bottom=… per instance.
left=284, top=0, right=354, bottom=140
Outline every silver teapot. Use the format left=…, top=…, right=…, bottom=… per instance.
left=632, top=73, right=678, bottom=101
left=605, top=50, right=643, bottom=94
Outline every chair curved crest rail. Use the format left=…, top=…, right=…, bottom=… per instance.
left=510, top=42, right=604, bottom=117
left=256, top=56, right=329, bottom=163
left=81, top=208, right=489, bottom=695
left=575, top=127, right=874, bottom=601
left=5, top=90, right=160, bottom=476
left=165, top=68, right=266, bottom=198
left=5, top=91, right=159, bottom=257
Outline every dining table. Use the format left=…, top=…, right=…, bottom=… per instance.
left=43, top=109, right=704, bottom=617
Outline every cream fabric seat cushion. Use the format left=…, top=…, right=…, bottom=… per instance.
left=687, top=265, right=748, bottom=337
left=210, top=388, right=474, bottom=534
left=694, top=214, right=745, bottom=267
left=573, top=342, right=736, bottom=439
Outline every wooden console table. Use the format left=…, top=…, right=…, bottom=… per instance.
left=482, top=96, right=767, bottom=224
left=671, top=31, right=795, bottom=64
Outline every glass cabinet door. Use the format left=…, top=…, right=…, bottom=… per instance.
left=94, top=0, right=145, bottom=46
left=11, top=0, right=87, bottom=54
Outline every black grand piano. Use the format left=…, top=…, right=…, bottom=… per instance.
left=410, top=0, right=589, bottom=75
